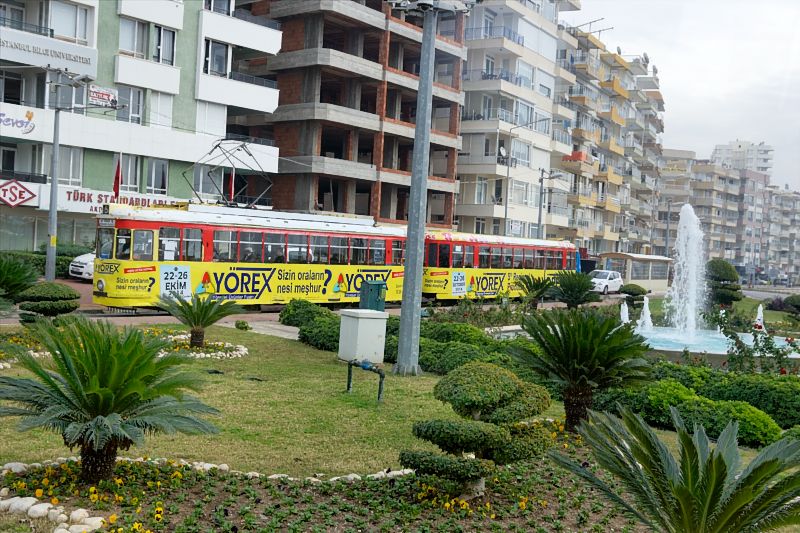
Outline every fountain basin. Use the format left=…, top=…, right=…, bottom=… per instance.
left=641, top=327, right=797, bottom=357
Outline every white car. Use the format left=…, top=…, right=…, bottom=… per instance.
left=69, top=252, right=95, bottom=280
left=588, top=269, right=623, bottom=294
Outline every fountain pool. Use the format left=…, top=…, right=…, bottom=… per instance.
left=643, top=327, right=797, bottom=356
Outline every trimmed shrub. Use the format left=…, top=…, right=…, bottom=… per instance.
left=234, top=320, right=251, bottom=331
left=297, top=315, right=340, bottom=352
left=420, top=321, right=497, bottom=350
left=420, top=341, right=490, bottom=375
left=0, top=252, right=72, bottom=278
left=485, top=383, right=552, bottom=425
left=434, top=362, right=526, bottom=419
left=399, top=451, right=494, bottom=482
left=699, top=372, right=800, bottom=429
left=784, top=295, right=800, bottom=317
left=592, top=386, right=646, bottom=414
left=642, top=380, right=697, bottom=427
left=38, top=243, right=93, bottom=257
left=707, top=258, right=743, bottom=307
left=620, top=284, right=647, bottom=297
left=413, top=419, right=511, bottom=455
left=15, top=282, right=80, bottom=303
left=651, top=361, right=716, bottom=391
left=279, top=299, right=335, bottom=328
left=491, top=422, right=552, bottom=464
left=678, top=398, right=781, bottom=448
left=782, top=426, right=800, bottom=441
left=765, top=297, right=787, bottom=312
left=19, top=300, right=80, bottom=317
left=0, top=256, right=38, bottom=299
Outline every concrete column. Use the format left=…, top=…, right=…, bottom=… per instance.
left=304, top=13, right=324, bottom=49
left=344, top=79, right=362, bottom=110
left=345, top=180, right=357, bottom=214
left=346, top=30, right=364, bottom=57
left=443, top=192, right=454, bottom=227
left=299, top=122, right=321, bottom=156
left=295, top=175, right=316, bottom=211
left=302, top=67, right=321, bottom=104
left=445, top=147, right=456, bottom=179
left=370, top=181, right=382, bottom=218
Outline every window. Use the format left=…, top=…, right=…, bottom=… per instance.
left=204, top=39, right=228, bottom=77
left=309, top=235, right=329, bottom=264
left=264, top=233, right=285, bottom=263
left=464, top=246, right=474, bottom=268
left=183, top=229, right=203, bottom=261
left=149, top=91, right=173, bottom=128
left=426, top=243, right=438, bottom=267
left=132, top=230, right=154, bottom=261
left=0, top=70, right=22, bottom=105
left=54, top=82, right=86, bottom=114
left=493, top=179, right=502, bottom=203
left=350, top=238, right=368, bottom=265
left=42, top=146, right=83, bottom=187
left=213, top=230, right=236, bottom=261
left=239, top=232, right=262, bottom=262
left=390, top=239, right=404, bottom=266
left=452, top=245, right=465, bottom=268
left=369, top=239, right=385, bottom=265
left=204, top=0, right=232, bottom=15
left=153, top=26, right=176, bottom=65
left=475, top=177, right=487, bottom=204
left=478, top=246, right=491, bottom=268
left=97, top=228, right=114, bottom=259
left=146, top=159, right=168, bottom=195
left=51, top=0, right=88, bottom=44
left=489, top=246, right=501, bottom=268
left=502, top=248, right=513, bottom=269
left=475, top=217, right=486, bottom=234
left=193, top=165, right=225, bottom=198
left=114, top=154, right=141, bottom=193
left=119, top=18, right=148, bottom=58
left=115, top=229, right=131, bottom=260
left=513, top=248, right=523, bottom=268
left=117, top=86, right=143, bottom=124
left=492, top=219, right=501, bottom=235
left=438, top=244, right=450, bottom=268
left=158, top=227, right=180, bottom=261
left=330, top=237, right=349, bottom=264
left=287, top=235, right=309, bottom=264
left=0, top=4, right=24, bottom=28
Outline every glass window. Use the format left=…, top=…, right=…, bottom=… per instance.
left=390, top=239, right=404, bottom=266
left=154, top=26, right=175, bottom=65
left=490, top=246, right=502, bottom=268
left=501, top=248, right=513, bottom=269
left=287, top=234, right=308, bottom=264
left=475, top=177, right=487, bottom=204
left=97, top=228, right=114, bottom=259
left=452, top=244, right=464, bottom=268
left=369, top=239, right=385, bottom=265
left=330, top=237, right=348, bottom=265
left=113, top=154, right=141, bottom=193
left=264, top=233, right=285, bottom=263
left=204, top=0, right=232, bottom=14
left=463, top=246, right=474, bottom=268
left=43, top=145, right=82, bottom=187
left=478, top=246, right=491, bottom=268
left=351, top=238, right=368, bottom=265
left=426, top=243, right=438, bottom=267
left=132, top=230, right=153, bottom=261
left=534, top=249, right=545, bottom=270
left=632, top=261, right=650, bottom=280
left=438, top=244, right=451, bottom=268
left=147, top=159, right=168, bottom=194
left=119, top=18, right=148, bottom=58
left=193, top=165, right=225, bottom=199
left=523, top=248, right=533, bottom=268
left=158, top=227, right=180, bottom=261
left=651, top=262, right=668, bottom=280
left=204, top=39, right=228, bottom=76
left=51, top=0, right=89, bottom=44
left=546, top=251, right=562, bottom=270
left=239, top=232, right=262, bottom=262
left=213, top=230, right=236, bottom=262
left=513, top=248, right=523, bottom=268
left=117, top=86, right=143, bottom=124
left=183, top=228, right=202, bottom=261
left=310, top=235, right=329, bottom=264
left=115, top=229, right=131, bottom=260
left=149, top=91, right=173, bottom=128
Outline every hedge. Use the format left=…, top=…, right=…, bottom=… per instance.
left=0, top=252, right=72, bottom=279
left=18, top=300, right=79, bottom=317
left=419, top=321, right=498, bottom=351
left=279, top=299, right=335, bottom=328
left=37, top=243, right=93, bottom=257
left=412, top=419, right=510, bottom=455
left=297, top=315, right=340, bottom=352
left=783, top=426, right=800, bottom=441
left=491, top=422, right=552, bottom=464
left=399, top=451, right=495, bottom=482
left=15, top=282, right=80, bottom=303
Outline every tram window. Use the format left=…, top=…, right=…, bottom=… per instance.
left=213, top=230, right=237, bottom=262
left=513, top=248, right=524, bottom=269
left=490, top=247, right=502, bottom=268
left=478, top=246, right=491, bottom=268
left=287, top=234, right=309, bottom=264
left=264, top=233, right=285, bottom=263
left=183, top=229, right=203, bottom=262
left=523, top=248, right=533, bottom=268
left=158, top=227, right=180, bottom=261
left=238, top=232, right=262, bottom=262
left=464, top=246, right=474, bottom=268
left=390, top=240, right=404, bottom=266
left=438, top=244, right=451, bottom=268
left=452, top=245, right=464, bottom=268
left=132, top=230, right=154, bottom=261
left=115, top=229, right=131, bottom=260
left=566, top=252, right=575, bottom=270
left=310, top=235, right=329, bottom=264
left=330, top=237, right=348, bottom=264
left=502, top=248, right=513, bottom=269
left=369, top=239, right=385, bottom=265
left=534, top=249, right=545, bottom=270
left=97, top=228, right=114, bottom=259
left=351, top=238, right=368, bottom=265
left=546, top=251, right=561, bottom=270
left=426, top=243, right=438, bottom=267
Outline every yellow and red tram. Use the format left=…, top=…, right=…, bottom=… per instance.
left=91, top=203, right=576, bottom=308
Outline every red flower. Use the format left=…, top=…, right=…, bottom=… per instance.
left=787, top=337, right=796, bottom=344
left=753, top=324, right=763, bottom=330
left=781, top=368, right=788, bottom=375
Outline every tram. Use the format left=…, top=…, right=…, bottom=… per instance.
left=92, top=203, right=576, bottom=308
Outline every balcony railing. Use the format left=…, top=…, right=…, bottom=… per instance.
left=465, top=26, right=524, bottom=46
left=462, top=107, right=515, bottom=123
left=233, top=193, right=272, bottom=207
left=224, top=132, right=276, bottom=147
left=552, top=128, right=571, bottom=144
left=0, top=170, right=48, bottom=184
left=0, top=16, right=53, bottom=37
left=462, top=69, right=532, bottom=88
left=229, top=71, right=278, bottom=89
left=232, top=8, right=281, bottom=30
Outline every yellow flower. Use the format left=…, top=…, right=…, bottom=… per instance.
left=108, top=514, right=117, bottom=524
left=132, top=523, right=143, bottom=531
left=171, top=471, right=182, bottom=479
left=444, top=502, right=451, bottom=510
left=490, top=513, right=496, bottom=519
left=42, top=478, right=49, bottom=486
left=114, top=478, right=123, bottom=486
left=35, top=489, right=43, bottom=498
left=89, top=493, right=98, bottom=502
left=51, top=497, right=59, bottom=505
left=563, top=443, right=569, bottom=449
left=89, top=486, right=97, bottom=494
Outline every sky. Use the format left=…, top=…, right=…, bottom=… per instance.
left=560, top=0, right=800, bottom=190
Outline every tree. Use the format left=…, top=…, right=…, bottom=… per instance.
left=552, top=271, right=600, bottom=309
left=551, top=406, right=800, bottom=533
left=513, top=309, right=650, bottom=431
left=158, top=294, right=244, bottom=348
left=0, top=317, right=218, bottom=483
left=516, top=275, right=553, bottom=311
left=707, top=258, right=743, bottom=307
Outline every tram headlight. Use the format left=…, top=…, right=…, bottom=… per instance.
left=97, top=279, right=105, bottom=292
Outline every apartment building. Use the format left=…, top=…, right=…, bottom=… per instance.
left=765, top=186, right=800, bottom=282
left=452, top=0, right=579, bottom=239
left=235, top=0, right=466, bottom=226
left=736, top=169, right=770, bottom=272
left=0, top=0, right=280, bottom=250
left=711, top=139, right=774, bottom=177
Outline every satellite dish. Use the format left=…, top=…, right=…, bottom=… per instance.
left=643, top=52, right=650, bottom=64
left=652, top=65, right=658, bottom=75
left=616, top=46, right=622, bottom=55
left=499, top=146, right=507, bottom=157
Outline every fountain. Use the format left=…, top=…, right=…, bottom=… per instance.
left=620, top=301, right=630, bottom=324
left=664, top=204, right=706, bottom=336
left=637, top=296, right=653, bottom=332
left=755, top=304, right=764, bottom=329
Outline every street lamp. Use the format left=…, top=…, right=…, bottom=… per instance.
left=44, top=67, right=95, bottom=281
left=536, top=168, right=563, bottom=239
left=500, top=116, right=552, bottom=236
left=664, top=198, right=672, bottom=257
left=389, top=0, right=481, bottom=376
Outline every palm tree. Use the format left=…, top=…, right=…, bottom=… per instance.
left=552, top=271, right=600, bottom=309
left=516, top=275, right=553, bottom=310
left=551, top=406, right=800, bottom=532
left=158, top=294, right=244, bottom=348
left=0, top=318, right=218, bottom=483
left=0, top=256, right=38, bottom=300
left=513, top=309, right=649, bottom=431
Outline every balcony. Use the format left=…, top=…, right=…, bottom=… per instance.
left=279, top=155, right=377, bottom=182
left=600, top=76, right=629, bottom=99
left=568, top=86, right=597, bottom=109
left=561, top=151, right=597, bottom=176
left=465, top=26, right=524, bottom=46
left=598, top=165, right=624, bottom=186
left=572, top=127, right=598, bottom=143
left=200, top=6, right=281, bottom=56
left=601, top=223, right=620, bottom=240
left=624, top=137, right=643, bottom=158
left=0, top=17, right=97, bottom=77
left=599, top=194, right=622, bottom=213
left=119, top=0, right=184, bottom=30
left=462, top=68, right=532, bottom=89
left=552, top=128, right=571, bottom=145
left=572, top=53, right=605, bottom=81
left=115, top=54, right=180, bottom=95
left=0, top=169, right=47, bottom=185
left=598, top=104, right=625, bottom=126
left=196, top=72, right=278, bottom=114
left=598, top=135, right=625, bottom=156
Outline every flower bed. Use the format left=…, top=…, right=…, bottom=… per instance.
left=158, top=335, right=248, bottom=360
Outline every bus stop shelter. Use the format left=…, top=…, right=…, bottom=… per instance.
left=598, top=252, right=672, bottom=293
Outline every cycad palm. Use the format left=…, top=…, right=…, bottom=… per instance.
left=158, top=294, right=244, bottom=348
left=0, top=317, right=218, bottom=482
left=516, top=275, right=553, bottom=310
left=514, top=309, right=649, bottom=430
left=551, top=406, right=800, bottom=532
left=552, top=271, right=600, bottom=309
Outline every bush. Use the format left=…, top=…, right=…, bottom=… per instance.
left=38, top=243, right=93, bottom=257
left=784, top=295, right=800, bottom=317
left=651, top=360, right=715, bottom=391
left=0, top=256, right=38, bottom=299
left=484, top=382, right=552, bottom=425
left=765, top=297, right=787, bottom=312
left=707, top=258, right=742, bottom=307
left=642, top=380, right=697, bottom=427
left=0, top=252, right=72, bottom=278
left=234, top=320, right=251, bottom=331
left=592, top=386, right=646, bottom=414
left=420, top=341, right=490, bottom=375
left=279, top=299, right=335, bottom=328
left=782, top=426, right=800, bottom=441
left=620, top=284, right=647, bottom=297
left=386, top=315, right=400, bottom=336
left=552, top=271, right=601, bottom=308
left=491, top=422, right=552, bottom=463
left=18, top=300, right=80, bottom=317
left=420, top=321, right=496, bottom=350
left=15, top=282, right=80, bottom=303
left=413, top=419, right=510, bottom=455
left=384, top=335, right=398, bottom=364
left=434, top=362, right=527, bottom=419
left=399, top=451, right=494, bottom=482
left=699, top=372, right=800, bottom=429
left=297, top=315, right=340, bottom=352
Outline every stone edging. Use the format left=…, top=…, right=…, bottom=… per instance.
left=0, top=458, right=415, bottom=533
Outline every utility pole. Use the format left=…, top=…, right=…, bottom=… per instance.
left=45, top=92, right=61, bottom=281
left=665, top=198, right=672, bottom=256
left=536, top=168, right=563, bottom=239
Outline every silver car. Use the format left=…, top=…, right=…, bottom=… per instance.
left=69, top=252, right=95, bottom=280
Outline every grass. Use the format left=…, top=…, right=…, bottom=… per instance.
left=0, top=515, right=51, bottom=532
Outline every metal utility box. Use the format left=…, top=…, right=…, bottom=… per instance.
left=338, top=309, right=389, bottom=365
left=359, top=280, right=387, bottom=311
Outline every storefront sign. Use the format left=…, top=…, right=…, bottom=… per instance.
left=0, top=34, right=96, bottom=77
left=0, top=109, right=35, bottom=135
left=37, top=186, right=183, bottom=214
left=0, top=179, right=36, bottom=207
left=88, top=85, right=118, bottom=108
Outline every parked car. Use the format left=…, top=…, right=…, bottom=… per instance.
left=588, top=269, right=623, bottom=294
left=69, top=252, right=95, bottom=280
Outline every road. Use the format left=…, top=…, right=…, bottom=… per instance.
left=743, top=287, right=800, bottom=300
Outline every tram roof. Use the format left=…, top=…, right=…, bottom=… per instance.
left=425, top=230, right=575, bottom=249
